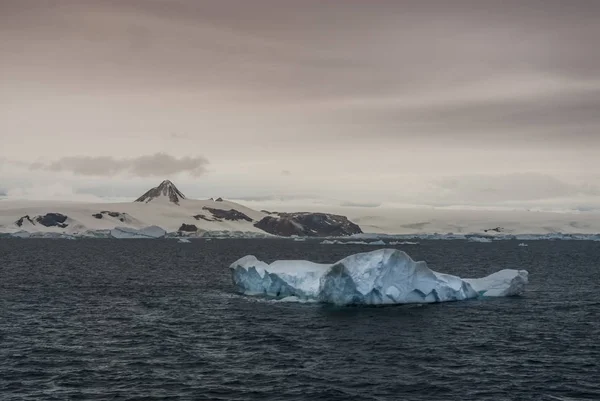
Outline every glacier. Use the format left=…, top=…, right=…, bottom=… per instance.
left=230, top=249, right=528, bottom=305
left=110, top=226, right=167, bottom=239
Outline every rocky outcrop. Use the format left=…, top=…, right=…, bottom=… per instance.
left=484, top=227, right=504, bottom=233
left=200, top=207, right=253, bottom=222
left=15, top=215, right=35, bottom=227
left=37, top=213, right=68, bottom=227
left=135, top=180, right=186, bottom=205
left=178, top=224, right=198, bottom=232
left=16, top=213, right=68, bottom=228
left=193, top=214, right=213, bottom=222
left=215, top=197, right=223, bottom=202
left=254, top=212, right=362, bottom=237
left=92, top=211, right=130, bottom=222
left=97, top=211, right=130, bottom=222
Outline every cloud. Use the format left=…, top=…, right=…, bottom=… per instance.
left=427, top=173, right=600, bottom=206
left=339, top=201, right=382, bottom=208
left=6, top=183, right=105, bottom=202
left=169, top=133, right=189, bottom=139
left=31, top=153, right=209, bottom=177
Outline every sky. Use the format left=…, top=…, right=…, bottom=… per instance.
left=1, top=0, right=599, bottom=210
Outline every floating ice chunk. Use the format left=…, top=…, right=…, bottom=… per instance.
left=464, top=269, right=529, bottom=297
left=178, top=238, right=191, bottom=243
left=230, top=249, right=528, bottom=305
left=389, top=241, right=419, bottom=245
left=518, top=243, right=528, bottom=247
left=320, top=239, right=385, bottom=245
left=468, top=237, right=493, bottom=243
left=110, top=225, right=166, bottom=239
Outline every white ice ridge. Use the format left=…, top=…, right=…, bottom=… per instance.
left=229, top=249, right=528, bottom=305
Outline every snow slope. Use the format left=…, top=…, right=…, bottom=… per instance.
left=0, top=197, right=268, bottom=235
left=230, top=249, right=529, bottom=305
left=239, top=201, right=600, bottom=236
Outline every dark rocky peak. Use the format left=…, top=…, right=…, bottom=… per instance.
left=135, top=180, right=186, bottom=205
left=15, top=215, right=35, bottom=227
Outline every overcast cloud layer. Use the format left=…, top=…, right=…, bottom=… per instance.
left=32, top=153, right=209, bottom=177
left=1, top=0, right=599, bottom=209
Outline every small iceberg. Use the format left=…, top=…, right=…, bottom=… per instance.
left=178, top=238, right=191, bottom=243
left=230, top=249, right=528, bottom=305
left=518, top=243, right=528, bottom=247
left=468, top=237, right=493, bottom=243
left=320, top=239, right=386, bottom=246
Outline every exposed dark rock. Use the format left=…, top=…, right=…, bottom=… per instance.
left=484, top=227, right=504, bottom=233
left=260, top=210, right=273, bottom=214
left=254, top=212, right=362, bottom=237
left=215, top=197, right=223, bottom=202
left=15, top=215, right=35, bottom=227
left=97, top=211, right=130, bottom=222
left=202, top=207, right=252, bottom=222
left=179, top=224, right=198, bottom=232
left=193, top=214, right=214, bottom=222
left=135, top=180, right=186, bottom=205
left=36, top=213, right=69, bottom=228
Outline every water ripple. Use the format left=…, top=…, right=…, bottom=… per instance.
left=0, top=239, right=599, bottom=400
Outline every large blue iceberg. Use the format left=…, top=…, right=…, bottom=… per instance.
left=230, top=249, right=528, bottom=305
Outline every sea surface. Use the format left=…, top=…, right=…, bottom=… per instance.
left=1, top=239, right=599, bottom=401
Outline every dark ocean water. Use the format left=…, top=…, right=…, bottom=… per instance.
left=1, top=239, right=599, bottom=401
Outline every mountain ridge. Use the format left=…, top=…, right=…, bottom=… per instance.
left=0, top=180, right=364, bottom=237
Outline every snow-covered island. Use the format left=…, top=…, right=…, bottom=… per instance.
left=230, top=249, right=529, bottom=305
left=0, top=180, right=362, bottom=239
left=1, top=180, right=600, bottom=240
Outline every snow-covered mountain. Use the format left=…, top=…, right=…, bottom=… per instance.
left=2, top=180, right=600, bottom=239
left=0, top=180, right=363, bottom=238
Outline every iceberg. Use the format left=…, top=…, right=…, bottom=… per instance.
left=230, top=249, right=528, bottom=305
left=320, top=240, right=386, bottom=245
left=388, top=241, right=419, bottom=245
left=468, top=236, right=493, bottom=243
